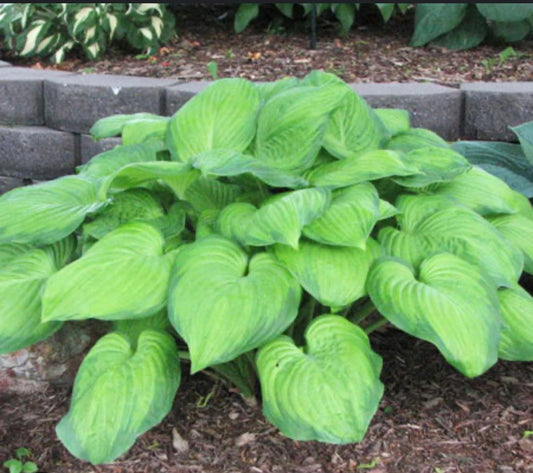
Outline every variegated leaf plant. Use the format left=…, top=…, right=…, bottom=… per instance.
left=0, top=71, right=532, bottom=464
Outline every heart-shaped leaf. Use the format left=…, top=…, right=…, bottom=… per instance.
left=56, top=330, right=181, bottom=465
left=167, top=78, right=260, bottom=162
left=379, top=205, right=524, bottom=287
left=0, top=238, right=74, bottom=354
left=218, top=188, right=331, bottom=248
left=43, top=222, right=174, bottom=322
left=497, top=285, right=533, bottom=361
left=256, top=315, right=384, bottom=443
left=367, top=253, right=500, bottom=377
left=0, top=176, right=107, bottom=246
left=168, top=236, right=301, bottom=372
left=305, top=150, right=419, bottom=188
left=302, top=183, right=380, bottom=248
left=273, top=239, right=380, bottom=310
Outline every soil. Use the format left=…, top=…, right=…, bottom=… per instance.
left=2, top=4, right=532, bottom=86
left=1, top=5, right=533, bottom=473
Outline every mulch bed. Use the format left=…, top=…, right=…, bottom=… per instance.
left=1, top=5, right=533, bottom=473
left=2, top=4, right=532, bottom=86
left=1, top=329, right=532, bottom=473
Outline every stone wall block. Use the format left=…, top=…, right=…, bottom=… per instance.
left=80, top=134, right=122, bottom=164
left=462, top=82, right=533, bottom=141
left=351, top=82, right=463, bottom=141
left=44, top=74, right=179, bottom=134
left=0, top=176, right=27, bottom=195
left=0, top=126, right=77, bottom=179
left=0, top=67, right=73, bottom=126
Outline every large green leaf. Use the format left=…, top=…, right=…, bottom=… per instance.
left=256, top=315, right=384, bottom=443
left=491, top=20, right=531, bottom=42
left=306, top=150, right=419, bottom=188
left=234, top=3, right=259, bottom=33
left=167, top=78, right=260, bottom=162
left=451, top=140, right=533, bottom=198
left=379, top=204, right=524, bottom=287
left=0, top=238, right=74, bottom=354
left=321, top=85, right=384, bottom=159
left=122, top=117, right=169, bottom=146
left=367, top=253, right=500, bottom=377
left=431, top=4, right=488, bottom=50
left=254, top=84, right=345, bottom=173
left=302, top=183, right=380, bottom=248
left=42, top=222, right=174, bottom=322
left=387, top=128, right=449, bottom=152
left=217, top=188, right=330, bottom=248
left=168, top=236, right=301, bottom=372
left=56, top=330, right=180, bottom=465
left=432, top=166, right=533, bottom=217
left=497, top=285, right=533, bottom=361
left=89, top=112, right=164, bottom=140
left=476, top=3, right=533, bottom=23
left=410, top=3, right=468, bottom=46
left=374, top=108, right=410, bottom=137
left=393, top=147, right=471, bottom=188
left=191, top=149, right=307, bottom=189
left=0, top=176, right=106, bottom=246
left=273, top=239, right=380, bottom=310
left=184, top=176, right=242, bottom=213
left=256, top=77, right=300, bottom=104
left=511, top=120, right=533, bottom=165
left=489, top=213, right=533, bottom=274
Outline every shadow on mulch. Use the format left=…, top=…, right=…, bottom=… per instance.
left=1, top=329, right=532, bottom=473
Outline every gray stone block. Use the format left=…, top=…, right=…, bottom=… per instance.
left=0, top=176, right=26, bottom=195
left=351, top=82, right=463, bottom=141
left=0, top=67, right=73, bottom=126
left=0, top=126, right=77, bottom=179
left=461, top=82, right=533, bottom=141
left=45, top=73, right=179, bottom=134
left=80, top=134, right=122, bottom=164
left=165, top=81, right=212, bottom=116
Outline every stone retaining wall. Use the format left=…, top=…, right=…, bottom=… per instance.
left=0, top=63, right=532, bottom=392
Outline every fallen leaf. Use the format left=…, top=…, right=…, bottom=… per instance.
left=172, top=427, right=189, bottom=454
left=235, top=432, right=256, bottom=447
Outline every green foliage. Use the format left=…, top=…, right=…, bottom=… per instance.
left=0, top=3, right=176, bottom=63
left=3, top=448, right=38, bottom=473
left=234, top=3, right=405, bottom=34
left=1, top=72, right=532, bottom=465
left=411, top=3, right=533, bottom=49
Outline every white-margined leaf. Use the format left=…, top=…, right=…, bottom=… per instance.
left=367, top=253, right=500, bottom=377
left=497, top=285, right=533, bottom=361
left=42, top=222, right=174, bottom=322
left=168, top=235, right=301, bottom=372
left=0, top=176, right=106, bottom=246
left=302, top=183, right=380, bottom=248
left=167, top=79, right=260, bottom=162
left=56, top=330, right=181, bottom=465
left=273, top=239, right=380, bottom=309
left=305, top=150, right=419, bottom=188
left=217, top=188, right=331, bottom=248
left=256, top=315, right=383, bottom=443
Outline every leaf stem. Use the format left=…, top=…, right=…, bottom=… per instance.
left=347, top=299, right=376, bottom=325
left=364, top=317, right=389, bottom=334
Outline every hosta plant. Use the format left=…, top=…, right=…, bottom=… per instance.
left=1, top=71, right=533, bottom=465
left=0, top=3, right=175, bottom=63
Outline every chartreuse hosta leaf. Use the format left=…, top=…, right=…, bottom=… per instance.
left=432, top=166, right=533, bottom=217
left=121, top=117, right=169, bottom=146
left=375, top=108, right=410, bottom=137
left=254, top=83, right=345, bottom=173
left=191, top=149, right=307, bottom=189
left=0, top=176, right=106, bottom=246
left=497, top=285, right=533, bottom=361
left=302, top=183, right=380, bottom=248
left=489, top=214, right=533, bottom=274
left=256, top=77, right=299, bottom=103
left=56, top=329, right=181, bottom=465
left=42, top=222, right=174, bottom=322
left=321, top=85, right=385, bottom=159
left=379, top=205, right=523, bottom=287
left=256, top=315, right=384, bottom=443
left=167, top=78, right=260, bottom=162
left=392, top=147, right=471, bottom=188
left=368, top=254, right=501, bottom=377
left=168, top=236, right=301, bottom=372
left=184, top=176, right=242, bottom=213
left=89, top=112, right=167, bottom=140
left=305, top=150, right=419, bottom=188
left=386, top=128, right=449, bottom=153
left=217, top=188, right=330, bottom=248
left=0, top=237, right=75, bottom=354
left=273, top=239, right=381, bottom=310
